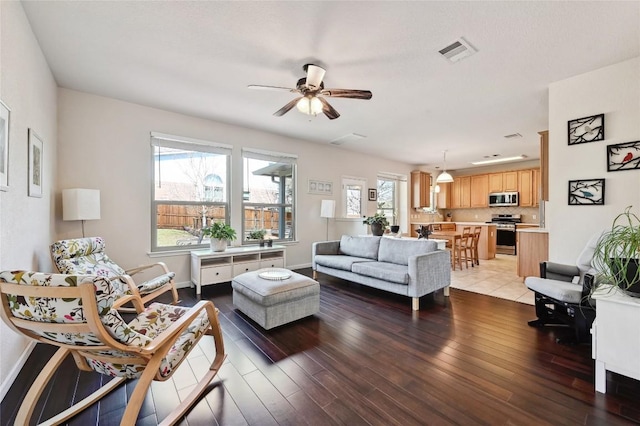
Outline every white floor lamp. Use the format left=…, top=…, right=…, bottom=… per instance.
left=63, top=188, right=101, bottom=237
left=320, top=200, right=335, bottom=241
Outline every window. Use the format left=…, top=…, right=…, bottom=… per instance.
left=242, top=149, right=296, bottom=243
left=151, top=133, right=231, bottom=251
left=342, top=176, right=366, bottom=218
left=377, top=177, right=396, bottom=224
left=377, top=173, right=408, bottom=230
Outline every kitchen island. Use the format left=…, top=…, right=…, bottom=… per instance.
left=410, top=222, right=497, bottom=260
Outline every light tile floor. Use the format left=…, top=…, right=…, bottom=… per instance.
left=449, top=254, right=535, bottom=305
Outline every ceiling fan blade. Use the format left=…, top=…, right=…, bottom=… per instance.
left=320, top=89, right=373, bottom=100
left=304, top=64, right=326, bottom=90
left=318, top=97, right=340, bottom=120
left=273, top=97, right=302, bottom=117
left=248, top=84, right=296, bottom=93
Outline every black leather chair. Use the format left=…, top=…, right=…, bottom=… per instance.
left=524, top=232, right=601, bottom=344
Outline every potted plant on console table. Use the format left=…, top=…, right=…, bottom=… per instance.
left=202, top=222, right=237, bottom=252
left=248, top=229, right=267, bottom=247
left=593, top=206, right=640, bottom=297
left=363, top=213, right=389, bottom=236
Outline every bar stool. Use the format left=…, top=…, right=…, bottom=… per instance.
left=457, top=227, right=473, bottom=269
left=471, top=226, right=482, bottom=266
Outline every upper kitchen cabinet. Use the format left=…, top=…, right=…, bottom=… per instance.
left=411, top=171, right=431, bottom=208
left=450, top=176, right=471, bottom=209
left=488, top=171, right=518, bottom=192
left=518, top=169, right=534, bottom=207
left=470, top=174, right=489, bottom=208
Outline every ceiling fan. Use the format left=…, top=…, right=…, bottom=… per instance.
left=248, top=64, right=372, bottom=120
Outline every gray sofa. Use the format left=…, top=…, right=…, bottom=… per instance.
left=312, top=235, right=451, bottom=310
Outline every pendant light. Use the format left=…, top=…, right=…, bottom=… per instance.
left=436, top=150, right=454, bottom=183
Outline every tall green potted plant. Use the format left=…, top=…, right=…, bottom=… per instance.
left=593, top=206, right=640, bottom=297
left=363, top=213, right=389, bottom=236
left=202, top=222, right=237, bottom=252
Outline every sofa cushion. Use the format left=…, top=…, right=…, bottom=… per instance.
left=339, top=235, right=381, bottom=260
left=351, top=261, right=409, bottom=285
left=378, top=238, right=437, bottom=266
left=314, top=255, right=374, bottom=271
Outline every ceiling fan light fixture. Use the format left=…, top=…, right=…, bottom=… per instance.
left=296, top=96, right=323, bottom=115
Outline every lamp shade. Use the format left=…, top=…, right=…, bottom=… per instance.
left=435, top=171, right=454, bottom=183
left=63, top=189, right=101, bottom=221
left=320, top=199, right=336, bottom=218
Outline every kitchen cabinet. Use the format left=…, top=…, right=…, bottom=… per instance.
left=455, top=223, right=496, bottom=260
left=488, top=171, right=518, bottom=193
left=470, top=174, right=489, bottom=208
left=539, top=130, right=549, bottom=201
left=516, top=229, right=548, bottom=278
left=451, top=176, right=471, bottom=209
left=518, top=169, right=534, bottom=207
left=411, top=171, right=431, bottom=208
left=436, top=182, right=450, bottom=209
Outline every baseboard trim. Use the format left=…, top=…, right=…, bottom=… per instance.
left=0, top=340, right=36, bottom=402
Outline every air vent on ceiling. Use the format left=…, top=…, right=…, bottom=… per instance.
left=330, top=133, right=366, bottom=145
left=503, top=133, right=523, bottom=139
left=438, top=37, right=477, bottom=63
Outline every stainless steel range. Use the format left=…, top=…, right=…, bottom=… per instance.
left=488, top=214, right=521, bottom=255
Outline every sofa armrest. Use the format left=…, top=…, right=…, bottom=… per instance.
left=542, top=262, right=580, bottom=282
left=312, top=240, right=341, bottom=269
left=407, top=250, right=451, bottom=297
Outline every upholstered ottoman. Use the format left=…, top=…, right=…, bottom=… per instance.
left=232, top=269, right=320, bottom=329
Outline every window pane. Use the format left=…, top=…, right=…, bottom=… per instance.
left=155, top=203, right=226, bottom=248
left=377, top=178, right=396, bottom=224
left=242, top=156, right=295, bottom=243
left=346, top=185, right=362, bottom=217
left=154, top=146, right=227, bottom=202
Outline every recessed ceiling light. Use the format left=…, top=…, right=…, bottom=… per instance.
left=471, top=155, right=528, bottom=165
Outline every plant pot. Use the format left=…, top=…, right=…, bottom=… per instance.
left=210, top=238, right=228, bottom=252
left=390, top=225, right=400, bottom=234
left=370, top=223, right=384, bottom=236
left=266, top=239, right=273, bottom=247
left=612, top=258, right=640, bottom=297
left=258, top=240, right=265, bottom=247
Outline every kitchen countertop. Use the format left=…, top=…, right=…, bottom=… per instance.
left=410, top=221, right=494, bottom=226
left=516, top=228, right=548, bottom=233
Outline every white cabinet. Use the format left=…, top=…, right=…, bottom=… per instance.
left=191, top=245, right=286, bottom=295
left=592, top=287, right=640, bottom=393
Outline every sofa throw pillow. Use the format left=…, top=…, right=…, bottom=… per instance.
left=339, top=235, right=381, bottom=260
left=378, top=238, right=437, bottom=266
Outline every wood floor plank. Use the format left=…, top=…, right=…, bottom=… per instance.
left=4, top=268, right=640, bottom=425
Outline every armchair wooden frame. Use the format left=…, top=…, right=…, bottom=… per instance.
left=0, top=279, right=226, bottom=426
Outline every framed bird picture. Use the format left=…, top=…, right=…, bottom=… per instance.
left=568, top=179, right=605, bottom=205
left=607, top=140, right=640, bottom=172
left=568, top=113, right=604, bottom=145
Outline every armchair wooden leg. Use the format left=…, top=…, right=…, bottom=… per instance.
left=412, top=297, right=419, bottom=311
left=313, top=270, right=317, bottom=280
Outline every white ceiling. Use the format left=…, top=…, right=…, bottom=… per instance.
left=21, top=1, right=640, bottom=171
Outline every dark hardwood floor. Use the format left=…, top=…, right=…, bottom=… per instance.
left=2, top=268, right=640, bottom=425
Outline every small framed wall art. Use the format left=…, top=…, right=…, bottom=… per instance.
left=0, top=99, right=10, bottom=191
left=368, top=188, right=377, bottom=201
left=28, top=129, right=43, bottom=198
left=568, top=178, right=604, bottom=205
left=308, top=179, right=333, bottom=195
left=607, top=140, right=640, bottom=172
left=568, top=113, right=604, bottom=145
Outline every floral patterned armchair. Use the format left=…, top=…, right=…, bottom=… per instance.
left=50, top=237, right=179, bottom=311
left=0, top=270, right=225, bottom=425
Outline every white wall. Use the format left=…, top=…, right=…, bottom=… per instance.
left=0, top=1, right=58, bottom=398
left=547, top=57, right=640, bottom=263
left=57, top=89, right=413, bottom=281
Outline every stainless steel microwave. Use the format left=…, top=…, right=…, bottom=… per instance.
left=489, top=192, right=519, bottom=207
